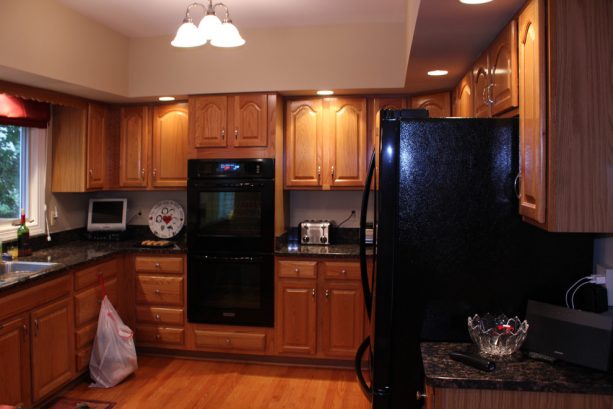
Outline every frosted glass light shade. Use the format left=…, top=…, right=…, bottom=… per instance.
left=199, top=14, right=222, bottom=40
left=171, top=21, right=207, bottom=47
left=210, top=22, right=245, bottom=47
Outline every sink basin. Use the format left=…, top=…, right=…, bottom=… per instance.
left=0, top=261, right=60, bottom=277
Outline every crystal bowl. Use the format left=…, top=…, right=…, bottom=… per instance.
left=467, top=313, right=529, bottom=358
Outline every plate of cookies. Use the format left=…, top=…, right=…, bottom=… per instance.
left=139, top=240, right=174, bottom=248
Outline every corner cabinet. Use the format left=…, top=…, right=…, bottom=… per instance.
left=188, top=93, right=275, bottom=159
left=518, top=0, right=612, bottom=232
left=52, top=103, right=109, bottom=192
left=285, top=97, right=367, bottom=189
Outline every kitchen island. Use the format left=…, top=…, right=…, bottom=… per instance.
left=421, top=342, right=613, bottom=409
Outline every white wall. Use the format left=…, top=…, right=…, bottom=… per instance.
left=594, top=236, right=613, bottom=270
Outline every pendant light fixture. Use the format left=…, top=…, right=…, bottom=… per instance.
left=171, top=1, right=245, bottom=48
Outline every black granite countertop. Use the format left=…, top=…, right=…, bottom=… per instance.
left=421, top=342, right=613, bottom=395
left=0, top=239, right=185, bottom=292
left=275, top=243, right=373, bottom=258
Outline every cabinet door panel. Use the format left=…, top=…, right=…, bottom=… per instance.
left=453, top=73, right=474, bottom=118
left=86, top=104, right=107, bottom=189
left=321, top=281, right=364, bottom=358
left=518, top=0, right=546, bottom=223
left=120, top=106, right=150, bottom=187
left=285, top=100, right=323, bottom=187
left=135, top=275, right=184, bottom=306
left=189, top=96, right=227, bottom=148
left=490, top=20, right=518, bottom=116
left=472, top=54, right=491, bottom=118
left=74, top=277, right=118, bottom=327
left=232, top=94, right=267, bottom=147
left=275, top=279, right=317, bottom=355
left=411, top=93, right=451, bottom=118
left=31, top=298, right=74, bottom=402
left=0, top=314, right=30, bottom=407
left=152, top=103, right=189, bottom=187
left=328, top=98, right=367, bottom=188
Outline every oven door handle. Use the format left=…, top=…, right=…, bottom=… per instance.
left=194, top=255, right=263, bottom=263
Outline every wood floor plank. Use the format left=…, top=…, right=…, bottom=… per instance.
left=62, top=356, right=370, bottom=409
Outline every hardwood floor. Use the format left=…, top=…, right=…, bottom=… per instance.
left=61, top=356, right=370, bottom=409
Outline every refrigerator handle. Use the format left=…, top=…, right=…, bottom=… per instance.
left=360, top=150, right=376, bottom=320
left=354, top=336, right=373, bottom=401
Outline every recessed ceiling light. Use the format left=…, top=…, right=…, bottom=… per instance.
left=459, top=0, right=493, bottom=4
left=158, top=96, right=176, bottom=101
left=427, top=70, right=449, bottom=76
left=316, top=90, right=334, bottom=96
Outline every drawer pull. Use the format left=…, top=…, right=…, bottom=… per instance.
left=225, top=338, right=231, bottom=344
left=154, top=262, right=161, bottom=269
left=340, top=269, right=347, bottom=275
left=155, top=334, right=161, bottom=340
left=155, top=314, right=161, bottom=321
left=294, top=268, right=300, bottom=273
left=154, top=289, right=161, bottom=295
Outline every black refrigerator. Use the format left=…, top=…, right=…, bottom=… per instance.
left=355, top=110, right=594, bottom=408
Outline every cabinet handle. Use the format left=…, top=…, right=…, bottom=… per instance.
left=514, top=173, right=521, bottom=199
left=34, top=319, right=39, bottom=336
left=234, top=129, right=239, bottom=139
left=312, top=288, right=316, bottom=297
left=294, top=267, right=300, bottom=273
left=141, top=168, right=145, bottom=177
left=487, top=83, right=496, bottom=105
left=155, top=314, right=161, bottom=321
left=324, top=289, right=330, bottom=298
left=317, top=165, right=321, bottom=182
left=331, top=166, right=335, bottom=180
left=221, top=128, right=225, bottom=140
left=88, top=169, right=93, bottom=177
left=225, top=338, right=231, bottom=344
left=340, top=269, right=347, bottom=275
left=153, top=168, right=157, bottom=178
left=22, top=324, right=28, bottom=337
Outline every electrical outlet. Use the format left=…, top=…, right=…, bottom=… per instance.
left=596, top=265, right=613, bottom=306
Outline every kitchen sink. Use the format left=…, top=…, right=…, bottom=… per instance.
left=0, top=261, right=60, bottom=278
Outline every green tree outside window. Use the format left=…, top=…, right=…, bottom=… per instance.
left=0, top=125, right=21, bottom=219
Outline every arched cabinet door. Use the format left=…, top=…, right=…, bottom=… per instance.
left=490, top=20, right=518, bottom=116
left=411, top=92, right=451, bottom=118
left=231, top=94, right=268, bottom=147
left=152, top=103, right=188, bottom=188
left=189, top=96, right=227, bottom=148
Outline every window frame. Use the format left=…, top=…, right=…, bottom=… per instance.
left=0, top=127, right=47, bottom=242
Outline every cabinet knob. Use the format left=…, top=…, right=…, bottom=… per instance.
left=153, top=168, right=157, bottom=178
left=154, top=262, right=161, bottom=268
left=340, top=269, right=347, bottom=275
left=155, top=289, right=161, bottom=295
left=317, top=165, right=321, bottom=181
left=141, top=168, right=145, bottom=177
left=221, top=128, right=225, bottom=140
left=331, top=166, right=335, bottom=179
left=234, top=129, right=239, bottom=139
left=324, top=289, right=330, bottom=298
left=155, top=314, right=161, bottom=321
left=312, top=288, right=316, bottom=297
left=88, top=169, right=93, bottom=177
left=294, top=267, right=300, bottom=273
left=155, top=334, right=161, bottom=340
left=225, top=338, right=231, bottom=344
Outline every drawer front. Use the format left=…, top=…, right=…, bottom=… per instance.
left=320, top=261, right=360, bottom=280
left=135, top=325, right=184, bottom=346
left=76, top=346, right=92, bottom=372
left=136, top=306, right=184, bottom=326
left=0, top=275, right=72, bottom=321
left=135, top=256, right=183, bottom=274
left=74, top=258, right=120, bottom=291
left=75, top=320, right=98, bottom=349
left=135, top=275, right=184, bottom=306
left=74, top=277, right=118, bottom=327
left=277, top=260, right=317, bottom=279
left=194, top=329, right=266, bottom=352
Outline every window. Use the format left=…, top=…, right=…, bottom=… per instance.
left=0, top=124, right=46, bottom=240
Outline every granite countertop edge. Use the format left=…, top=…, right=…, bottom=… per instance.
left=421, top=342, right=613, bottom=396
left=274, top=244, right=373, bottom=258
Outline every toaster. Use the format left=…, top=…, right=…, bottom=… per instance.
left=299, top=220, right=334, bottom=245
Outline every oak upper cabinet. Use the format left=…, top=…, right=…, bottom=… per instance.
left=152, top=103, right=189, bottom=187
left=120, top=106, right=150, bottom=188
left=52, top=103, right=109, bottom=192
left=0, top=314, right=30, bottom=407
left=411, top=92, right=451, bottom=118
left=452, top=72, right=474, bottom=117
left=473, top=20, right=519, bottom=118
left=189, top=94, right=274, bottom=158
left=285, top=97, right=367, bottom=189
left=119, top=103, right=188, bottom=189
left=518, top=0, right=612, bottom=232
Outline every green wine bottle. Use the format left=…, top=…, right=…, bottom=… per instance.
left=17, top=208, right=32, bottom=257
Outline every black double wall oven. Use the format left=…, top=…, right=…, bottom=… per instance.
left=187, top=159, right=275, bottom=327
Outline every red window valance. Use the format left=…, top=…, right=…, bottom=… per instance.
left=0, top=93, right=50, bottom=128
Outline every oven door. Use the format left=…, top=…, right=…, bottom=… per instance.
left=187, top=179, right=274, bottom=253
left=187, top=254, right=274, bottom=327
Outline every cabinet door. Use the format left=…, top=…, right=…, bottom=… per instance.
left=120, top=106, right=150, bottom=187
left=189, top=96, right=227, bottom=148
left=0, top=314, right=30, bottom=407
left=320, top=281, right=364, bottom=358
left=31, top=297, right=74, bottom=402
left=518, top=0, right=546, bottom=223
left=231, top=94, right=268, bottom=147
left=453, top=73, right=474, bottom=117
left=74, top=277, right=118, bottom=327
left=285, top=99, right=324, bottom=187
left=490, top=20, right=519, bottom=116
left=326, top=97, right=367, bottom=188
left=86, top=103, right=107, bottom=190
left=152, top=103, right=189, bottom=187
left=472, top=54, right=491, bottom=118
left=411, top=92, right=451, bottom=118
left=275, top=279, right=317, bottom=355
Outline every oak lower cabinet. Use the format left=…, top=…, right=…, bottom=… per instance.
left=285, top=97, right=367, bottom=189
left=134, top=255, right=186, bottom=348
left=188, top=93, right=276, bottom=158
left=51, top=103, right=109, bottom=192
left=119, top=103, right=189, bottom=189
left=275, top=258, right=365, bottom=359
left=518, top=0, right=612, bottom=232
left=73, top=257, right=120, bottom=372
left=0, top=275, right=74, bottom=407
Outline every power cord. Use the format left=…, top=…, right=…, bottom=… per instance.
left=565, top=274, right=607, bottom=309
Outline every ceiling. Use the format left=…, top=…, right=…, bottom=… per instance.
left=56, top=0, right=525, bottom=95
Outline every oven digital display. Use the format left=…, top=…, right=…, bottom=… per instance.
left=217, top=163, right=241, bottom=173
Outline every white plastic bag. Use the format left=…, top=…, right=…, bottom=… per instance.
left=89, top=295, right=138, bottom=388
